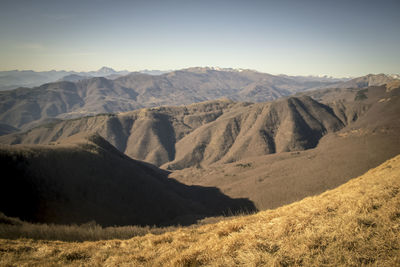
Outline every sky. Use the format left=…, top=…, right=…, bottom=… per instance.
left=0, top=0, right=399, bottom=77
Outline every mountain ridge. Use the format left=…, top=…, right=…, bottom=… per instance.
left=2, top=83, right=399, bottom=213
left=0, top=96, right=345, bottom=169
left=0, top=67, right=130, bottom=91
left=1, top=69, right=382, bottom=131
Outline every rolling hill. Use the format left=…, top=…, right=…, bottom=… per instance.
left=1, top=153, right=399, bottom=266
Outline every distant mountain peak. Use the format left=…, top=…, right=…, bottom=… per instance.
left=330, top=73, right=399, bottom=89
left=97, top=66, right=116, bottom=74
left=139, top=69, right=172, bottom=75
left=182, top=66, right=257, bottom=73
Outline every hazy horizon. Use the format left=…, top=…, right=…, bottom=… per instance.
left=0, top=66, right=397, bottom=79
left=1, top=0, right=399, bottom=77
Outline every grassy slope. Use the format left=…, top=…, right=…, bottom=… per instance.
left=1, top=154, right=399, bottom=266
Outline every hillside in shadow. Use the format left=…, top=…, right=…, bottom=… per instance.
left=0, top=134, right=256, bottom=227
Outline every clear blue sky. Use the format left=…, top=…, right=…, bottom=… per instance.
left=0, top=0, right=399, bottom=77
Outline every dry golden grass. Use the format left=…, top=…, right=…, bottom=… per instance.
left=1, top=154, right=400, bottom=266
left=0, top=216, right=180, bottom=242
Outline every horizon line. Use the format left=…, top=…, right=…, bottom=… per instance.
left=1, top=66, right=395, bottom=79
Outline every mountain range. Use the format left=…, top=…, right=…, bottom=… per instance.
left=0, top=67, right=348, bottom=92
left=0, top=96, right=345, bottom=168
left=1, top=78, right=399, bottom=219
left=0, top=67, right=132, bottom=91
left=0, top=66, right=399, bottom=226
left=1, top=68, right=396, bottom=132
left=172, top=83, right=400, bottom=210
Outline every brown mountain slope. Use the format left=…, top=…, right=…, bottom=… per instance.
left=1, top=84, right=398, bottom=217
left=0, top=67, right=129, bottom=91
left=164, top=96, right=343, bottom=169
left=0, top=100, right=238, bottom=165
left=171, top=85, right=400, bottom=210
left=0, top=96, right=344, bottom=169
left=328, top=73, right=398, bottom=89
left=0, top=134, right=255, bottom=227
left=0, top=77, right=145, bottom=130
left=0, top=68, right=343, bottom=130
left=1, top=154, right=399, bottom=266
